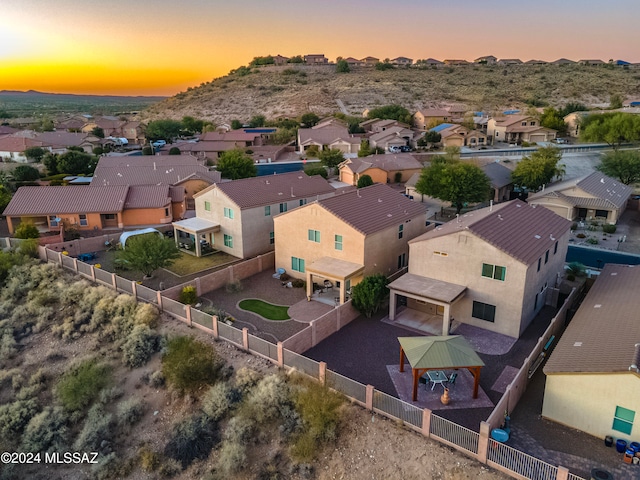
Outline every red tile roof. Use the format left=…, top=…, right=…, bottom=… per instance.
left=124, top=185, right=171, bottom=209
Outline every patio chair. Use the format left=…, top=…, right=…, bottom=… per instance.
left=448, top=372, right=457, bottom=387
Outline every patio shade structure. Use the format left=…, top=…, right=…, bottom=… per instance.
left=398, top=335, right=485, bottom=401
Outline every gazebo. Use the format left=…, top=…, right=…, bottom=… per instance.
left=398, top=335, right=485, bottom=402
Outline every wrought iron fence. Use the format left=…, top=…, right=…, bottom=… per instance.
left=372, top=390, right=423, bottom=429
left=325, top=370, right=367, bottom=404
left=430, top=414, right=479, bottom=454
left=487, top=439, right=558, bottom=480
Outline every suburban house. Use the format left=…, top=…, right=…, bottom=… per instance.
left=91, top=154, right=221, bottom=210
left=33, top=131, right=103, bottom=153
left=419, top=58, right=443, bottom=67
left=273, top=183, right=429, bottom=304
left=304, top=54, right=328, bottom=65
left=579, top=59, right=605, bottom=66
left=486, top=115, right=557, bottom=144
left=387, top=200, right=572, bottom=338
left=542, top=264, right=640, bottom=440
left=199, top=130, right=264, bottom=148
left=180, top=172, right=336, bottom=258
left=524, top=59, right=548, bottom=66
left=413, top=109, right=451, bottom=130
left=342, top=57, right=361, bottom=67
left=273, top=54, right=289, bottom=65
left=430, top=124, right=487, bottom=148
left=360, top=56, right=379, bottom=66
left=481, top=162, right=515, bottom=203
left=390, top=57, right=413, bottom=66
left=447, top=105, right=468, bottom=122
left=551, top=58, right=576, bottom=65
left=3, top=185, right=181, bottom=234
left=297, top=124, right=361, bottom=155
left=474, top=55, right=497, bottom=65
left=443, top=59, right=470, bottom=66
left=526, top=171, right=632, bottom=225
left=368, top=126, right=416, bottom=151
left=0, top=136, right=46, bottom=162
left=497, top=59, right=523, bottom=65
left=337, top=153, right=423, bottom=186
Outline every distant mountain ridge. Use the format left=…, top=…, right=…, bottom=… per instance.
left=0, top=90, right=166, bottom=100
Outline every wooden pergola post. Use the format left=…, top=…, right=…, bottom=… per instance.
left=399, top=347, right=405, bottom=372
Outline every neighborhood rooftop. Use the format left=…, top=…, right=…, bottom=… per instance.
left=409, top=199, right=572, bottom=265
left=316, top=183, right=427, bottom=235
left=340, top=153, right=423, bottom=174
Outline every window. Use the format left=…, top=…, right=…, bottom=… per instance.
left=545, top=250, right=549, bottom=264
left=224, top=207, right=234, bottom=219
left=292, top=256, right=305, bottom=273
left=299, top=199, right=307, bottom=206
left=264, top=205, right=271, bottom=216
left=204, top=201, right=211, bottom=211
left=521, top=122, right=527, bottom=126
left=164, top=208, right=170, bottom=217
left=482, top=263, right=506, bottom=281
left=472, top=301, right=496, bottom=322
left=269, top=231, right=274, bottom=245
left=224, top=234, right=233, bottom=248
left=308, top=229, right=320, bottom=242
left=334, top=234, right=343, bottom=250
left=530, top=121, right=536, bottom=126
left=79, top=214, right=88, bottom=226
left=612, top=406, right=635, bottom=435
left=397, top=253, right=406, bottom=269
left=49, top=216, right=59, bottom=227
left=537, top=258, right=541, bottom=272
left=279, top=203, right=288, bottom=213
left=554, top=241, right=558, bottom=254
left=103, top=214, right=115, bottom=220
left=595, top=209, right=608, bottom=218
left=398, top=224, right=404, bottom=239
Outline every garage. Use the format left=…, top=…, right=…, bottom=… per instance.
left=529, top=134, right=547, bottom=143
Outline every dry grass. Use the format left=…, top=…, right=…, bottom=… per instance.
left=166, top=251, right=238, bottom=276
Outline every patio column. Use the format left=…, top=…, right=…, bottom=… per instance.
left=195, top=237, right=201, bottom=257
left=173, top=226, right=179, bottom=248
left=389, top=290, right=397, bottom=320
left=339, top=282, right=345, bottom=305
left=306, top=271, right=312, bottom=300
left=442, top=303, right=451, bottom=335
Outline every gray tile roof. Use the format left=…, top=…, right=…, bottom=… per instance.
left=199, top=171, right=335, bottom=209
left=575, top=171, right=632, bottom=209
left=298, top=126, right=359, bottom=146
left=481, top=162, right=514, bottom=189
left=124, top=185, right=171, bottom=209
left=3, top=185, right=129, bottom=216
left=544, top=264, right=640, bottom=374
left=410, top=199, right=572, bottom=266
left=317, top=183, right=427, bottom=235
left=340, top=153, right=422, bottom=174
left=92, top=155, right=220, bottom=186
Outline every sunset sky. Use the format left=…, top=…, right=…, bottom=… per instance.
left=1, top=0, right=639, bottom=96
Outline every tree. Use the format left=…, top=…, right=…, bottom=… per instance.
left=417, top=131, right=441, bottom=147
left=56, top=151, right=98, bottom=175
left=357, top=174, right=374, bottom=188
left=319, top=148, right=345, bottom=169
left=249, top=55, right=274, bottom=66
left=145, top=119, right=183, bottom=142
left=358, top=139, right=372, bottom=157
left=248, top=115, right=266, bottom=128
left=375, top=61, right=394, bottom=71
left=559, top=102, right=587, bottom=117
left=610, top=93, right=623, bottom=109
left=300, top=112, right=320, bottom=128
left=304, top=165, right=328, bottom=179
left=35, top=118, right=54, bottom=132
left=23, top=146, right=46, bottom=162
left=288, top=55, right=304, bottom=64
left=230, top=119, right=243, bottom=130
left=366, top=105, right=412, bottom=124
left=12, top=165, right=40, bottom=182
left=91, top=127, right=105, bottom=138
left=169, top=147, right=181, bottom=155
left=511, top=145, right=564, bottom=191
left=181, top=116, right=205, bottom=135
left=581, top=112, right=640, bottom=150
left=336, top=59, right=350, bottom=73
left=216, top=149, right=257, bottom=180
left=115, top=233, right=181, bottom=278
left=415, top=161, right=490, bottom=214
left=351, top=274, right=390, bottom=318
left=0, top=185, right=12, bottom=212
left=142, top=146, right=153, bottom=156
left=596, top=150, right=640, bottom=184
left=43, top=153, right=59, bottom=175
left=539, top=107, right=567, bottom=136
left=14, top=222, right=40, bottom=239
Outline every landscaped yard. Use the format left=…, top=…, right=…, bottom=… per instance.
left=166, top=251, right=238, bottom=276
left=238, top=299, right=290, bottom=320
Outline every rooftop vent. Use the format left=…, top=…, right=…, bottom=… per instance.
left=594, top=304, right=602, bottom=308
left=534, top=235, right=541, bottom=239
left=573, top=342, right=582, bottom=347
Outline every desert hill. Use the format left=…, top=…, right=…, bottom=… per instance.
left=144, top=63, right=640, bottom=123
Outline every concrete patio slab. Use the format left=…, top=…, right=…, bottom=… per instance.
left=288, top=299, right=334, bottom=323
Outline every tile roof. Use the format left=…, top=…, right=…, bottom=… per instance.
left=340, top=153, right=423, bottom=174
left=200, top=131, right=260, bottom=142
left=169, top=186, right=186, bottom=202
left=3, top=185, right=129, bottom=216
left=417, top=109, right=450, bottom=118
left=492, top=115, right=532, bottom=127
left=481, top=162, right=514, bottom=189
left=92, top=155, right=220, bottom=186
left=0, top=136, right=44, bottom=152
left=316, top=183, right=427, bottom=235
left=544, top=264, right=640, bottom=374
left=199, top=171, right=335, bottom=209
left=124, top=185, right=172, bottom=209
left=35, top=131, right=94, bottom=147
left=298, top=126, right=358, bottom=146
left=409, top=199, right=572, bottom=266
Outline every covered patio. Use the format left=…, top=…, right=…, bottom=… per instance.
left=387, top=273, right=466, bottom=335
left=398, top=335, right=485, bottom=402
left=305, top=256, right=364, bottom=305
left=172, top=217, right=220, bottom=257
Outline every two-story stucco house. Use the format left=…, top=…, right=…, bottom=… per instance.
left=175, top=172, right=336, bottom=258
left=273, top=183, right=428, bottom=304
left=487, top=115, right=557, bottom=144
left=387, top=200, right=572, bottom=338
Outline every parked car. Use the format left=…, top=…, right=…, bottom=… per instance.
left=388, top=146, right=401, bottom=153
left=554, top=138, right=567, bottom=144
left=400, top=145, right=412, bottom=152
left=151, top=140, right=167, bottom=148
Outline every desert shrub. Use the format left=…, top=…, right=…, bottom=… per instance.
left=279, top=273, right=290, bottom=282
left=291, top=278, right=305, bottom=288
left=223, top=415, right=255, bottom=444
left=164, top=414, right=220, bottom=469
left=225, top=279, right=243, bottom=293
left=576, top=233, right=586, bottom=238
left=0, top=332, right=17, bottom=361
left=217, top=440, right=247, bottom=475
left=586, top=237, right=599, bottom=245
left=602, top=224, right=617, bottom=234
left=56, top=359, right=111, bottom=411
left=17, top=239, right=39, bottom=258
left=570, top=222, right=578, bottom=231
left=202, top=382, right=239, bottom=421
left=133, top=303, right=159, bottom=329
left=162, top=336, right=224, bottom=395
left=99, top=386, right=124, bottom=405
left=179, top=285, right=198, bottom=305
left=21, top=406, right=68, bottom=452
left=157, top=458, right=182, bottom=477
left=234, top=367, right=262, bottom=394
left=149, top=370, right=165, bottom=388
left=0, top=398, right=40, bottom=439
left=74, top=404, right=113, bottom=451
left=121, top=324, right=163, bottom=368
left=138, top=446, right=161, bottom=472
left=116, top=398, right=145, bottom=428
left=243, top=374, right=292, bottom=424
left=90, top=452, right=120, bottom=480
left=14, top=222, right=40, bottom=239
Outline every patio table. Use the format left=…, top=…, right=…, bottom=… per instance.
left=426, top=370, right=448, bottom=390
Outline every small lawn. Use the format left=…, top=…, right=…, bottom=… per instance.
left=167, top=251, right=238, bottom=276
left=238, top=299, right=290, bottom=321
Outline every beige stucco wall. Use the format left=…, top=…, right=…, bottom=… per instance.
left=542, top=373, right=640, bottom=439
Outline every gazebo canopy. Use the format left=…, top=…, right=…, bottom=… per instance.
left=398, top=335, right=485, bottom=369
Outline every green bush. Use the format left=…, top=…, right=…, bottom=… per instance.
left=602, top=224, right=617, bottom=234
left=576, top=233, right=586, bottom=238
left=121, top=324, right=162, bottom=368
left=162, top=336, right=224, bottom=395
left=304, top=165, right=328, bottom=179
left=21, top=406, right=68, bottom=452
left=56, top=359, right=111, bottom=411
left=14, top=222, right=40, bottom=239
left=179, top=285, right=197, bottom=305
left=116, top=398, right=145, bottom=428
left=243, top=374, right=292, bottom=424
left=0, top=398, right=40, bottom=439
left=291, top=278, right=305, bottom=288
left=74, top=404, right=113, bottom=451
left=226, top=279, right=243, bottom=293
left=570, top=222, right=578, bottom=231
left=351, top=274, right=390, bottom=318
left=164, top=414, right=220, bottom=469
left=394, top=171, right=403, bottom=183
left=586, top=237, right=599, bottom=245
left=234, top=367, right=262, bottom=394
